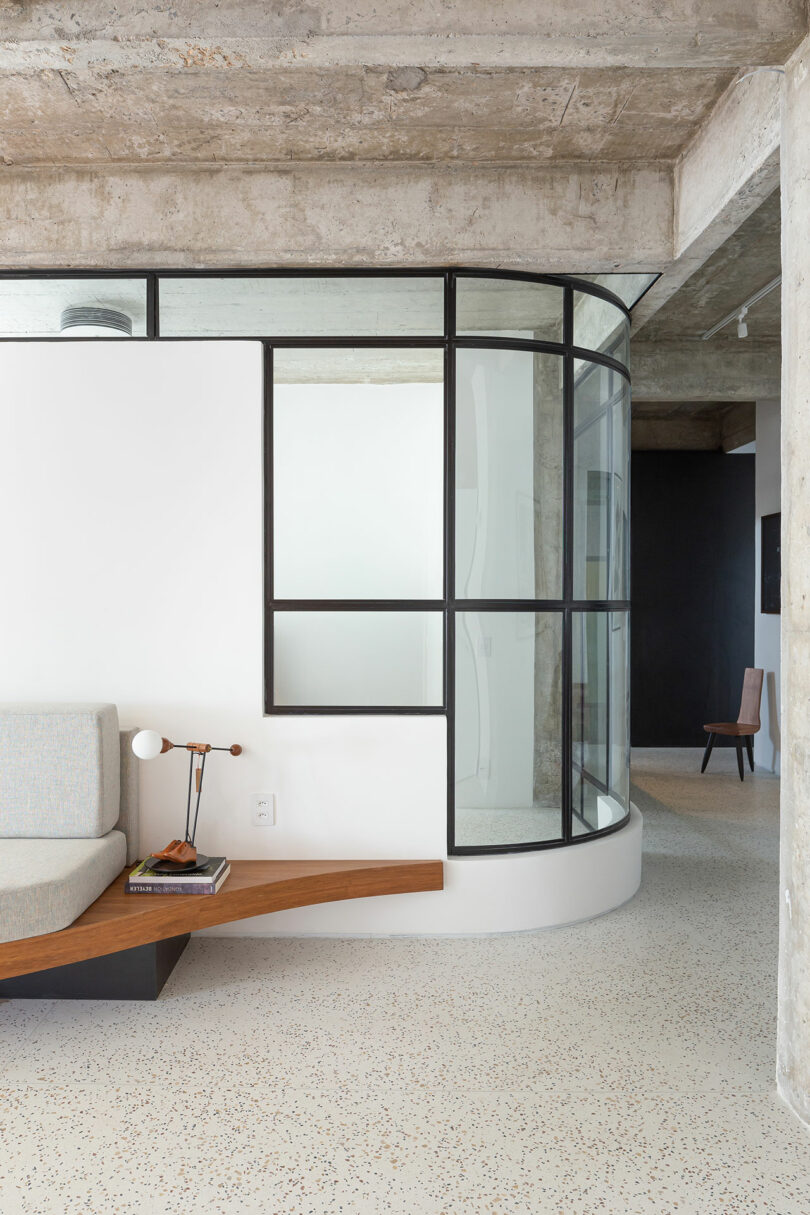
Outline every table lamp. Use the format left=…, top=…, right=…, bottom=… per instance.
left=132, top=730, right=242, bottom=872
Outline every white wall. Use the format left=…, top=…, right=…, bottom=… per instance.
left=0, top=340, right=641, bottom=933
left=755, top=398, right=781, bottom=773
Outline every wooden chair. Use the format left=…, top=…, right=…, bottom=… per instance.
left=701, top=667, right=764, bottom=781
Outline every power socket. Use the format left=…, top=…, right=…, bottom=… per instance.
left=250, top=792, right=276, bottom=826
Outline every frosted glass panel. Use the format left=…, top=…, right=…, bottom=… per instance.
left=455, top=611, right=562, bottom=847
left=273, top=612, right=443, bottom=706
left=455, top=348, right=563, bottom=599
left=159, top=276, right=444, bottom=336
left=273, top=348, right=444, bottom=599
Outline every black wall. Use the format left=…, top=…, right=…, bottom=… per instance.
left=631, top=451, right=755, bottom=746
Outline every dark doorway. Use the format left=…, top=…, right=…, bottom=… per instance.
left=631, top=451, right=755, bottom=746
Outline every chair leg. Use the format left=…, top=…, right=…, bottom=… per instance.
left=745, top=735, right=755, bottom=772
left=701, top=733, right=716, bottom=773
left=735, top=739, right=745, bottom=781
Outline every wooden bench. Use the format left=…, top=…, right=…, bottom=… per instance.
left=0, top=859, right=444, bottom=999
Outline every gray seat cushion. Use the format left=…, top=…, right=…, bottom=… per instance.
left=0, top=831, right=126, bottom=944
left=0, top=703, right=120, bottom=839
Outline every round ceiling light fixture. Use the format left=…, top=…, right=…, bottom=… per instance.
left=60, top=306, right=133, bottom=337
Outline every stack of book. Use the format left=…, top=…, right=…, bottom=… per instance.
left=125, top=856, right=230, bottom=895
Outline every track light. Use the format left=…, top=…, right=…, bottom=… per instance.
left=701, top=275, right=780, bottom=341
left=737, top=307, right=749, bottom=339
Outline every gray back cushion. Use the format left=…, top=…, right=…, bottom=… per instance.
left=0, top=703, right=120, bottom=838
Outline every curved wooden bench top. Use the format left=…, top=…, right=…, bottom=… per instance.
left=0, top=859, right=444, bottom=981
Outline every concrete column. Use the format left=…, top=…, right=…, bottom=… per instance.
left=754, top=399, right=781, bottom=774
left=777, top=35, right=810, bottom=1124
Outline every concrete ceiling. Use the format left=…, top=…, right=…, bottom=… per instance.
left=0, top=2, right=805, bottom=169
left=631, top=188, right=781, bottom=450
left=639, top=189, right=781, bottom=343
left=0, top=65, right=740, bottom=166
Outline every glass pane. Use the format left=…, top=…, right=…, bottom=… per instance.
left=574, top=273, right=657, bottom=310
left=273, top=348, right=444, bottom=599
left=159, top=276, right=444, bottom=337
left=573, top=290, right=629, bottom=367
left=610, top=381, right=631, bottom=600
left=573, top=611, right=607, bottom=786
left=455, top=611, right=563, bottom=847
left=610, top=611, right=630, bottom=809
left=455, top=348, right=563, bottom=599
left=0, top=278, right=147, bottom=337
left=456, top=277, right=564, bottom=341
left=273, top=612, right=443, bottom=706
left=573, top=405, right=609, bottom=601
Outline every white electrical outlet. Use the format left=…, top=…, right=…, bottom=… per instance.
left=250, top=792, right=276, bottom=826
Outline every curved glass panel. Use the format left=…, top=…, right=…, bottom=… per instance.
left=455, top=611, right=563, bottom=847
left=573, top=360, right=630, bottom=601
left=573, top=289, right=629, bottom=366
left=456, top=277, right=564, bottom=342
left=455, top=348, right=563, bottom=600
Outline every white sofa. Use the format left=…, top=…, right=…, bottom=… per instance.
left=0, top=704, right=138, bottom=944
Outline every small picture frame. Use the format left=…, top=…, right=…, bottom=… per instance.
left=761, top=512, right=781, bottom=615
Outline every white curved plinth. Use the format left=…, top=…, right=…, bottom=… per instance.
left=203, top=806, right=643, bottom=938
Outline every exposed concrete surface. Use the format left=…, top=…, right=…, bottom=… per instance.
left=640, top=190, right=781, bottom=343
left=0, top=163, right=672, bottom=270
left=631, top=402, right=755, bottom=450
left=777, top=32, right=810, bottom=1129
left=633, top=71, right=782, bottom=332
left=0, top=1, right=805, bottom=70
left=0, top=65, right=737, bottom=166
left=631, top=340, right=780, bottom=402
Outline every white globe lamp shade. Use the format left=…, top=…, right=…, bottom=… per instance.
left=131, top=729, right=165, bottom=760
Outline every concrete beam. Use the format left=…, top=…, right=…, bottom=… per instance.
left=0, top=2, right=805, bottom=71
left=631, top=339, right=780, bottom=402
left=0, top=163, right=671, bottom=271
left=633, top=69, right=782, bottom=331
left=631, top=401, right=755, bottom=450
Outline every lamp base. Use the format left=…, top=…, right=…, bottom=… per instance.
left=145, top=853, right=211, bottom=875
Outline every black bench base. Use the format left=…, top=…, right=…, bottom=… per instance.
left=0, top=934, right=190, bottom=1001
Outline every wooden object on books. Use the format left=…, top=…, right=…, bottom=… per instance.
left=0, top=859, right=444, bottom=981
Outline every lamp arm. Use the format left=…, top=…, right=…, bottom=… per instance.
left=189, top=749, right=207, bottom=846
left=183, top=750, right=195, bottom=844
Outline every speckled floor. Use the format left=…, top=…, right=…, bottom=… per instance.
left=1, top=748, right=807, bottom=1214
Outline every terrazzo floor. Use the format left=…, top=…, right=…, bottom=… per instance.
left=2, top=748, right=808, bottom=1214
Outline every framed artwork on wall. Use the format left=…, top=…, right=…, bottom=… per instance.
left=761, top=511, right=781, bottom=615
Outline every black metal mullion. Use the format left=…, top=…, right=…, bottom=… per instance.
left=445, top=272, right=456, bottom=851
left=263, top=342, right=274, bottom=713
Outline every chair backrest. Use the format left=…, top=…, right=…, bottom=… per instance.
left=737, top=668, right=764, bottom=728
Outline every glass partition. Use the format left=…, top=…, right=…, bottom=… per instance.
left=273, top=348, right=444, bottom=599
left=0, top=278, right=147, bottom=337
left=273, top=611, right=443, bottom=707
left=455, top=348, right=563, bottom=600
left=456, top=276, right=564, bottom=342
left=159, top=275, right=444, bottom=337
left=455, top=612, right=563, bottom=847
left=0, top=267, right=635, bottom=855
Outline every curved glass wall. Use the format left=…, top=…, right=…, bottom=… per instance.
left=0, top=267, right=634, bottom=855
left=452, top=274, right=630, bottom=853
